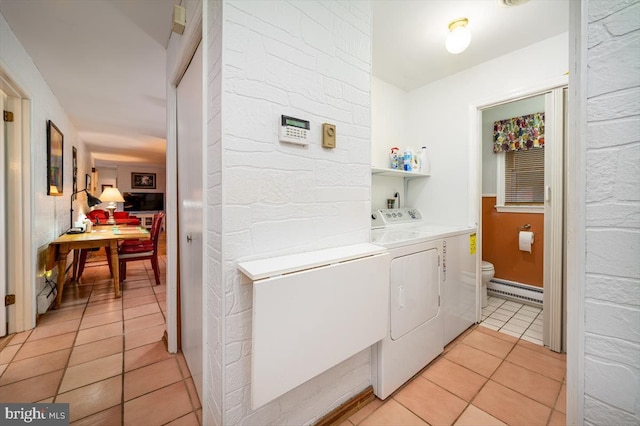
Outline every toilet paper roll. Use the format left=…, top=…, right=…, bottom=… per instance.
left=519, top=231, right=534, bottom=253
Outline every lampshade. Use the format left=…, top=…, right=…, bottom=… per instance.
left=445, top=18, right=471, bottom=54
left=70, top=188, right=101, bottom=229
left=49, top=185, right=59, bottom=195
left=99, top=187, right=125, bottom=203
left=86, top=192, right=102, bottom=207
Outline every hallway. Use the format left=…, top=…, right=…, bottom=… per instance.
left=0, top=240, right=202, bottom=425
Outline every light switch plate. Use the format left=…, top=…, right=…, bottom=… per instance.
left=322, top=123, right=336, bottom=149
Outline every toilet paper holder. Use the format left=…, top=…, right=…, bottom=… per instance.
left=519, top=224, right=532, bottom=231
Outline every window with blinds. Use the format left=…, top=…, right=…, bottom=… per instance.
left=504, top=148, right=544, bottom=204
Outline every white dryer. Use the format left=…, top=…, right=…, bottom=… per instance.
left=370, top=208, right=477, bottom=399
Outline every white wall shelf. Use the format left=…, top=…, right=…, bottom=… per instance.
left=371, top=167, right=430, bottom=178
left=371, top=167, right=430, bottom=207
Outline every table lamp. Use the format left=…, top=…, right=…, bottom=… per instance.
left=70, top=189, right=101, bottom=229
left=99, top=187, right=125, bottom=225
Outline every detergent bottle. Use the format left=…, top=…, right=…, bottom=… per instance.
left=389, top=147, right=400, bottom=169
left=403, top=147, right=413, bottom=172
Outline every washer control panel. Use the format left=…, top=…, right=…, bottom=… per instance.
left=371, top=208, right=423, bottom=228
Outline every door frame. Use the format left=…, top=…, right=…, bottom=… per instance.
left=468, top=75, right=568, bottom=347
left=0, top=68, right=34, bottom=334
left=1, top=89, right=6, bottom=336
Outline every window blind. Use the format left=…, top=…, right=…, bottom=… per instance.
left=505, top=148, right=544, bottom=204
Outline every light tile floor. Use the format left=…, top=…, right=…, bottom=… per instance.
left=0, top=242, right=202, bottom=425
left=2, top=252, right=563, bottom=426
left=481, top=295, right=544, bottom=345
left=343, top=321, right=566, bottom=426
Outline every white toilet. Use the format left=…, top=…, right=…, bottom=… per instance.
left=481, top=261, right=495, bottom=308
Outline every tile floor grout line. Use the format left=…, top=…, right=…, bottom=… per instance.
left=461, top=324, right=519, bottom=425
left=468, top=321, right=564, bottom=421
left=48, top=274, right=95, bottom=403
left=546, top=383, right=565, bottom=425
left=477, top=340, right=565, bottom=413
left=482, top=297, right=543, bottom=341
left=391, top=325, right=497, bottom=425
left=121, top=276, right=126, bottom=426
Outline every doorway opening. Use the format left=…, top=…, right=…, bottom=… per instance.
left=471, top=80, right=568, bottom=353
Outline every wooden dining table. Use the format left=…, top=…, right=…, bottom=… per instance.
left=48, top=226, right=150, bottom=309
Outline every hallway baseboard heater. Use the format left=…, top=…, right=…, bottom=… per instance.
left=37, top=279, right=57, bottom=314
left=487, top=278, right=543, bottom=306
left=238, top=243, right=390, bottom=410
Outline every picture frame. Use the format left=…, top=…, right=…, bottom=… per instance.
left=101, top=184, right=113, bottom=192
left=85, top=173, right=91, bottom=191
left=72, top=146, right=78, bottom=199
left=131, top=172, right=156, bottom=189
left=47, top=120, right=63, bottom=196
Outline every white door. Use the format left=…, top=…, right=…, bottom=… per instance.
left=177, top=43, right=203, bottom=399
left=0, top=90, right=7, bottom=337
left=543, top=87, right=566, bottom=352
left=390, top=249, right=439, bottom=340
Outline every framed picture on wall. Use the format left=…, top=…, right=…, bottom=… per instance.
left=72, top=146, right=78, bottom=199
left=131, top=172, right=156, bottom=189
left=85, top=173, right=91, bottom=191
left=101, top=184, right=113, bottom=192
left=47, top=120, right=63, bottom=196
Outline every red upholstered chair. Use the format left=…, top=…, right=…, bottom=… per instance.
left=118, top=212, right=165, bottom=286
left=86, top=209, right=141, bottom=226
left=86, top=209, right=109, bottom=225
left=113, top=211, right=141, bottom=226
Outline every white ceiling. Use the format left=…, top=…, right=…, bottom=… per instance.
left=373, top=0, right=569, bottom=91
left=0, top=0, right=569, bottom=166
left=0, top=0, right=175, bottom=166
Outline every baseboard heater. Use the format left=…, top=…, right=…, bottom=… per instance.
left=238, top=243, right=390, bottom=410
left=37, top=279, right=57, bottom=314
left=487, top=278, right=543, bottom=306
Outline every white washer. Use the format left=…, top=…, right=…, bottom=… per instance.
left=370, top=208, right=477, bottom=399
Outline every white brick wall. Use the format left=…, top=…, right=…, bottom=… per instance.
left=584, top=0, right=640, bottom=424
left=219, top=1, right=372, bottom=424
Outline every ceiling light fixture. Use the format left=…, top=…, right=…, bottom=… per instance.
left=445, top=18, right=471, bottom=54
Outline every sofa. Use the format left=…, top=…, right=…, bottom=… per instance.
left=87, top=209, right=141, bottom=226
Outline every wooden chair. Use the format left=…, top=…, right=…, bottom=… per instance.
left=118, top=212, right=165, bottom=286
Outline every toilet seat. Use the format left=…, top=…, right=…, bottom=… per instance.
left=482, top=261, right=494, bottom=271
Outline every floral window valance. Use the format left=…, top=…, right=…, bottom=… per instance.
left=493, top=112, right=545, bottom=153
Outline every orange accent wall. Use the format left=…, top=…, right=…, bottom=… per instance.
left=482, top=197, right=544, bottom=288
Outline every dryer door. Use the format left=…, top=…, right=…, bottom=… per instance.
left=390, top=249, right=440, bottom=340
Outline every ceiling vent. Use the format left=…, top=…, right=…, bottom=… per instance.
left=498, top=0, right=530, bottom=6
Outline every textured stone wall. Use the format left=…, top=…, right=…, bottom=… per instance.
left=220, top=1, right=373, bottom=424
left=584, top=0, right=640, bottom=424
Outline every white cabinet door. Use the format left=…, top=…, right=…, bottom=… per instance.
left=177, top=43, right=203, bottom=400
left=442, top=234, right=476, bottom=344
